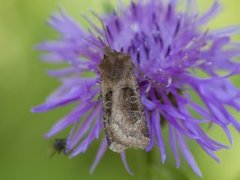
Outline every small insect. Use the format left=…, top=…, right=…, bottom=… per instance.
left=53, top=139, right=66, bottom=153
left=91, top=15, right=150, bottom=153
left=48, top=138, right=67, bottom=157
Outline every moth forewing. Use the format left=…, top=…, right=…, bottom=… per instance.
left=98, top=48, right=150, bottom=153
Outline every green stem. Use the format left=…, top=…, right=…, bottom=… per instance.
left=137, top=150, right=156, bottom=180
left=146, top=150, right=154, bottom=165
left=145, top=150, right=155, bottom=180
left=144, top=150, right=156, bottom=180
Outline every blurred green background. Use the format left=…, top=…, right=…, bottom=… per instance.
left=0, top=0, right=240, bottom=180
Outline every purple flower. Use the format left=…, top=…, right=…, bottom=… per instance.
left=32, top=0, right=240, bottom=176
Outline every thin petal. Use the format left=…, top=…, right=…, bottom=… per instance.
left=177, top=131, right=202, bottom=177
left=142, top=96, right=156, bottom=110
left=68, top=103, right=102, bottom=149
left=146, top=111, right=155, bottom=151
left=120, top=152, right=134, bottom=175
left=70, top=113, right=103, bottom=157
left=197, top=1, right=221, bottom=24
left=45, top=102, right=95, bottom=138
left=169, top=124, right=180, bottom=168
left=152, top=109, right=166, bottom=163
left=90, top=138, right=108, bottom=173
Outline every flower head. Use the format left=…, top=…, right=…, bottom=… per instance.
left=33, top=0, right=240, bottom=176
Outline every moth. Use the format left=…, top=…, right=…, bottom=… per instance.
left=98, top=46, right=150, bottom=153
left=81, top=14, right=150, bottom=153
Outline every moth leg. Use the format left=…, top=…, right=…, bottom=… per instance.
left=98, top=91, right=102, bottom=101
left=131, top=62, right=151, bottom=81
left=131, top=62, right=163, bottom=88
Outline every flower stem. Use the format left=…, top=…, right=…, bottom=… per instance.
left=137, top=149, right=156, bottom=180
left=145, top=150, right=155, bottom=180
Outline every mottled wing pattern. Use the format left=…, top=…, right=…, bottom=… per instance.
left=102, top=88, right=127, bottom=152
left=103, top=75, right=150, bottom=153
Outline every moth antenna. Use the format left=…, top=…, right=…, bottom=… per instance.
left=91, top=11, right=112, bottom=48
left=80, top=35, right=103, bottom=51
left=81, top=14, right=102, bottom=35
left=98, top=36, right=107, bottom=47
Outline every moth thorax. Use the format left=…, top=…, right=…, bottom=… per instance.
left=99, top=52, right=131, bottom=81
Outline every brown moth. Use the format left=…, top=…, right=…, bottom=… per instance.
left=81, top=13, right=150, bottom=153
left=98, top=47, right=150, bottom=153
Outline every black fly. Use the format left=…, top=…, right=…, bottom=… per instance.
left=49, top=138, right=67, bottom=157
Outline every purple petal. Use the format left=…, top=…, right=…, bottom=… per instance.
left=146, top=111, right=155, bottom=151
left=142, top=96, right=156, bottom=110
left=177, top=131, right=202, bottom=177
left=199, top=143, right=220, bottom=163
left=90, top=138, right=108, bottom=173
left=120, top=152, right=134, bottom=175
left=197, top=1, right=221, bottom=24
left=32, top=89, right=81, bottom=113
left=68, top=103, right=102, bottom=149
left=152, top=109, right=166, bottom=163
left=208, top=26, right=240, bottom=37
left=45, top=102, right=95, bottom=138
left=169, top=124, right=180, bottom=168
left=40, top=53, right=64, bottom=63
left=70, top=112, right=103, bottom=157
left=47, top=67, right=85, bottom=77
left=48, top=8, right=84, bottom=39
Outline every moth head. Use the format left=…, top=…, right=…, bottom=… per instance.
left=98, top=49, right=132, bottom=81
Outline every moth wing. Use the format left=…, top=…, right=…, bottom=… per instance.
left=108, top=86, right=150, bottom=152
